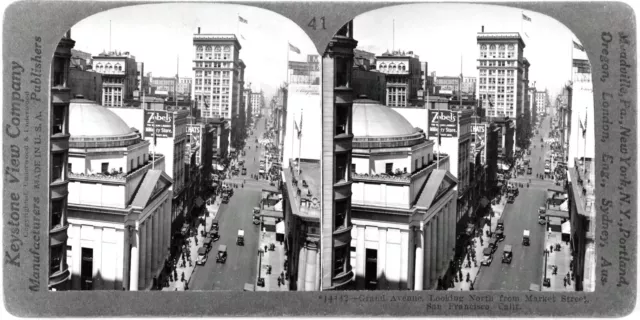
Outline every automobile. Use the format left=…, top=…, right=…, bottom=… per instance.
left=196, top=247, right=208, bottom=265
left=210, top=218, right=219, bottom=232
left=242, top=167, right=247, bottom=175
left=489, top=236, right=499, bottom=253
left=495, top=229, right=505, bottom=242
left=222, top=194, right=230, bottom=204
left=481, top=248, right=493, bottom=266
left=523, top=229, right=530, bottom=246
left=237, top=229, right=245, bottom=246
left=208, top=230, right=220, bottom=242
left=502, top=245, right=513, bottom=264
left=527, top=167, right=532, bottom=175
left=507, top=195, right=515, bottom=203
left=497, top=217, right=505, bottom=231
left=538, top=207, right=547, bottom=225
left=253, top=207, right=261, bottom=225
left=203, top=237, right=213, bottom=252
left=216, top=245, right=227, bottom=263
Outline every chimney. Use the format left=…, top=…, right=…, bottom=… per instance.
left=198, top=27, right=201, bottom=34
left=481, top=26, right=484, bottom=32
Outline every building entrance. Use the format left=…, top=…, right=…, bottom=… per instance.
left=365, top=249, right=378, bottom=290
left=81, top=248, right=93, bottom=290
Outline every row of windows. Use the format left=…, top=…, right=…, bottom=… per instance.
left=479, top=69, right=516, bottom=77
left=195, top=53, right=232, bottom=60
left=479, top=60, right=517, bottom=67
left=479, top=78, right=515, bottom=85
left=480, top=44, right=515, bottom=51
left=103, top=77, right=125, bottom=84
left=387, top=87, right=407, bottom=107
left=480, top=52, right=516, bottom=59
left=102, top=87, right=123, bottom=107
left=196, top=45, right=231, bottom=52
left=378, top=62, right=407, bottom=71
left=478, top=85, right=515, bottom=93
left=94, top=63, right=124, bottom=72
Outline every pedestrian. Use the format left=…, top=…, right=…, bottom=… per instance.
left=550, top=245, right=553, bottom=252
left=563, top=277, right=567, bottom=287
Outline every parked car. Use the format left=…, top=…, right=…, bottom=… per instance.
left=216, top=245, right=227, bottom=263
left=196, top=247, right=208, bottom=265
left=481, top=248, right=493, bottom=266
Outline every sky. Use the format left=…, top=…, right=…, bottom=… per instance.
left=353, top=3, right=588, bottom=99
left=70, top=3, right=317, bottom=99
left=71, top=2, right=589, bottom=101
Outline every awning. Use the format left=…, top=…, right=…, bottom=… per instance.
left=195, top=197, right=204, bottom=207
left=276, top=221, right=285, bottom=235
left=562, top=221, right=571, bottom=234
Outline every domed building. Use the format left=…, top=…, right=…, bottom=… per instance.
left=66, top=98, right=173, bottom=291
left=348, top=98, right=458, bottom=291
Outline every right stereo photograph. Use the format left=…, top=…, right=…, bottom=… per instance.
left=318, top=2, right=595, bottom=292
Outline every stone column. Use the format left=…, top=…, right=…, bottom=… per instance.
left=129, top=229, right=140, bottom=291
left=450, top=203, right=456, bottom=261
left=138, top=222, right=146, bottom=290
left=414, top=229, right=424, bottom=291
left=72, top=226, right=82, bottom=290
left=424, top=222, right=432, bottom=290
left=377, top=228, right=387, bottom=290
left=356, top=226, right=365, bottom=289
left=305, top=244, right=317, bottom=291
left=153, top=210, right=160, bottom=269
left=430, top=218, right=437, bottom=285
left=123, top=226, right=131, bottom=291
left=297, top=244, right=307, bottom=291
left=165, top=200, right=171, bottom=260
left=145, top=217, right=153, bottom=288
left=439, top=209, right=446, bottom=272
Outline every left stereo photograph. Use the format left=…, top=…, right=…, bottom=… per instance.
left=47, top=2, right=320, bottom=292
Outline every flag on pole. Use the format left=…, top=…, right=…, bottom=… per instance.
left=153, top=121, right=157, bottom=146
left=522, top=14, right=532, bottom=22
left=238, top=16, right=248, bottom=24
left=289, top=43, right=301, bottom=54
left=298, top=113, right=303, bottom=139
left=581, top=113, right=587, bottom=137
left=437, top=116, right=442, bottom=145
left=241, top=34, right=246, bottom=40
left=573, top=40, right=585, bottom=51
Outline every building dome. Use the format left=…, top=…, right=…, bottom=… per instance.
left=69, top=99, right=141, bottom=148
left=351, top=98, right=425, bottom=149
left=352, top=99, right=417, bottom=138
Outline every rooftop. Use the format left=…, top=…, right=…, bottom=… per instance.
left=283, top=159, right=321, bottom=219
left=352, top=98, right=425, bottom=148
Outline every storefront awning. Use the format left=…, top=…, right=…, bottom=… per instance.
left=561, top=221, right=571, bottom=234
left=276, top=221, right=285, bottom=235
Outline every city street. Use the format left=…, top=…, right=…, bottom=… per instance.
left=190, top=116, right=269, bottom=290
left=474, top=116, right=555, bottom=290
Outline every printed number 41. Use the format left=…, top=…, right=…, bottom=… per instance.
left=308, top=17, right=326, bottom=30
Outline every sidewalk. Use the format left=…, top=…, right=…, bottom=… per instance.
left=542, top=231, right=575, bottom=291
left=256, top=231, right=289, bottom=292
left=161, top=197, right=222, bottom=291
left=448, top=198, right=505, bottom=291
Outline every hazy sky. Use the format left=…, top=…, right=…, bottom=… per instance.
left=71, top=2, right=588, bottom=100
left=353, top=3, right=588, bottom=99
left=71, top=3, right=317, bottom=98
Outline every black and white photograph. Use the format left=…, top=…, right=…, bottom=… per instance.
left=1, top=0, right=636, bottom=317
left=46, top=2, right=319, bottom=292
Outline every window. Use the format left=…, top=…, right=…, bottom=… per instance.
left=50, top=245, right=64, bottom=275
left=335, top=200, right=348, bottom=230
left=51, top=199, right=64, bottom=229
left=196, top=46, right=203, bottom=52
left=52, top=57, right=65, bottom=86
left=52, top=105, right=65, bottom=135
left=421, top=156, right=425, bottom=167
left=333, top=246, right=348, bottom=275
left=335, top=105, right=349, bottom=135
left=385, top=163, right=393, bottom=174
left=414, top=159, right=418, bottom=171
left=335, top=154, right=348, bottom=182
left=52, top=153, right=64, bottom=181
left=67, top=163, right=72, bottom=174
left=101, top=162, right=109, bottom=173
left=351, top=163, right=356, bottom=173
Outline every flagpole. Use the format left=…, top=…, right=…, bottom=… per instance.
left=392, top=19, right=395, bottom=52
left=460, top=55, right=463, bottom=108
left=291, top=112, right=295, bottom=167
left=152, top=121, right=156, bottom=169
left=176, top=55, right=179, bottom=110
left=583, top=113, right=587, bottom=175
left=298, top=111, right=302, bottom=177
left=437, top=115, right=441, bottom=170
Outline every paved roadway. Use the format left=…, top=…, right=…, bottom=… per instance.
left=475, top=115, right=556, bottom=290
left=190, top=116, right=269, bottom=291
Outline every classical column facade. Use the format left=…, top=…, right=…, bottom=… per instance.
left=297, top=244, right=307, bottom=291
left=430, top=217, right=437, bottom=285
left=414, top=228, right=424, bottom=291
left=93, top=227, right=103, bottom=290
left=130, top=229, right=140, bottom=291
left=356, top=226, right=366, bottom=289
left=424, top=221, right=432, bottom=290
left=145, top=218, right=152, bottom=288
left=138, top=221, right=147, bottom=290
left=377, top=228, right=387, bottom=289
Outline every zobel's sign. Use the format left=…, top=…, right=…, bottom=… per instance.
left=144, top=110, right=174, bottom=138
left=428, top=110, right=458, bottom=138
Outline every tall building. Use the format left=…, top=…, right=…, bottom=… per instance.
left=243, top=87, right=253, bottom=127
left=177, top=77, right=192, bottom=96
left=321, top=21, right=357, bottom=290
left=69, top=67, right=103, bottom=104
left=192, top=31, right=241, bottom=148
left=461, top=77, right=477, bottom=96
left=251, top=92, right=263, bottom=117
left=134, top=62, right=145, bottom=99
left=49, top=30, right=75, bottom=291
left=66, top=99, right=173, bottom=291
left=92, top=51, right=137, bottom=107
left=568, top=51, right=595, bottom=164
left=349, top=98, right=457, bottom=290
left=376, top=50, right=421, bottom=108
left=476, top=30, right=526, bottom=155
left=517, top=58, right=531, bottom=150
left=536, top=90, right=547, bottom=116
left=234, top=60, right=247, bottom=149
